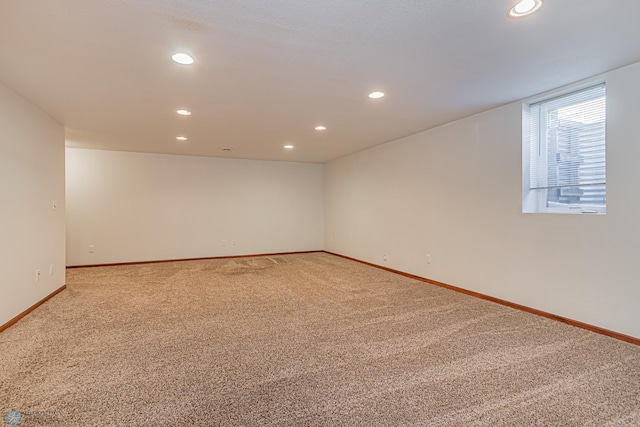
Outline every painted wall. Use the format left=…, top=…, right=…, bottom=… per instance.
left=324, top=61, right=640, bottom=338
left=0, top=82, right=66, bottom=326
left=65, top=149, right=323, bottom=266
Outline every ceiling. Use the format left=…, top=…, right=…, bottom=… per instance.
left=1, top=1, right=640, bottom=163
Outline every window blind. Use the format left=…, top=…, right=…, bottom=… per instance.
left=528, top=84, right=606, bottom=210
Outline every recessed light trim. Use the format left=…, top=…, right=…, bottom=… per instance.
left=176, top=136, right=188, bottom=141
left=315, top=125, right=327, bottom=131
left=508, top=0, right=542, bottom=18
left=368, top=91, right=385, bottom=99
left=222, top=147, right=231, bottom=151
left=176, top=109, right=192, bottom=116
left=171, top=53, right=194, bottom=65
left=284, top=145, right=294, bottom=149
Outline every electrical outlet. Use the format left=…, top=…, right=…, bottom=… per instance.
left=35, top=270, right=41, bottom=282
left=383, top=255, right=388, bottom=262
left=426, top=254, right=432, bottom=264
left=221, top=240, right=227, bottom=247
left=88, top=245, right=95, bottom=253
left=49, top=264, right=54, bottom=275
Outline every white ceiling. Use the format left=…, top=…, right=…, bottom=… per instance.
left=1, top=1, right=640, bottom=163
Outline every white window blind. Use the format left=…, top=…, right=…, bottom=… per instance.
left=527, top=83, right=606, bottom=213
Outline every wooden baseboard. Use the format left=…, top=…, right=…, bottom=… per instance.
left=66, top=250, right=324, bottom=269
left=323, top=251, right=640, bottom=346
left=0, top=285, right=67, bottom=333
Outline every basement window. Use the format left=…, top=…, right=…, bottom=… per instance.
left=522, top=83, right=607, bottom=214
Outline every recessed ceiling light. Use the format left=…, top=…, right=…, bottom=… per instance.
left=171, top=53, right=194, bottom=65
left=176, top=136, right=188, bottom=141
left=508, top=0, right=542, bottom=18
left=176, top=109, right=192, bottom=116
left=315, top=125, right=327, bottom=131
left=222, top=147, right=231, bottom=151
left=284, top=145, right=294, bottom=149
left=368, top=91, right=385, bottom=99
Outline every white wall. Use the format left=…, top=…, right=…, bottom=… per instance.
left=66, top=149, right=323, bottom=266
left=0, top=82, right=66, bottom=326
left=324, top=61, right=640, bottom=339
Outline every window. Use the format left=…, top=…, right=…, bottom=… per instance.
left=523, top=83, right=606, bottom=214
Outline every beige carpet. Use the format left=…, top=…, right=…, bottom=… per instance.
left=1, top=252, right=639, bottom=426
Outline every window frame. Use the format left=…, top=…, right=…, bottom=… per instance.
left=522, top=82, right=607, bottom=215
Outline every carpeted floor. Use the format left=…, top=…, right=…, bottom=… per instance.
left=1, top=252, right=639, bottom=426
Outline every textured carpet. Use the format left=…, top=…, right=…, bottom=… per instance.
left=1, top=252, right=639, bottom=426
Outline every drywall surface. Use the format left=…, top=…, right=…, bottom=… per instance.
left=66, top=149, right=323, bottom=265
left=0, top=82, right=66, bottom=326
left=324, top=61, right=640, bottom=338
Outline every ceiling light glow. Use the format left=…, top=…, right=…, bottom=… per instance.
left=176, top=109, right=192, bottom=116
left=508, top=0, right=542, bottom=18
left=315, top=125, right=327, bottom=131
left=176, top=136, right=188, bottom=141
left=368, top=91, right=385, bottom=99
left=171, top=53, right=194, bottom=65
left=284, top=145, right=294, bottom=149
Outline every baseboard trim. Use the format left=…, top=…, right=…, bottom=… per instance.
left=324, top=251, right=640, bottom=346
left=66, top=250, right=324, bottom=269
left=0, top=285, right=67, bottom=333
